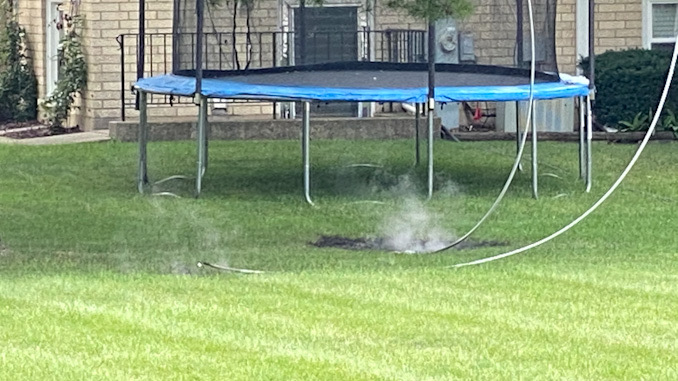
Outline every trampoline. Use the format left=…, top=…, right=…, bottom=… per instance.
left=134, top=62, right=591, bottom=200
left=137, top=62, right=589, bottom=102
left=132, top=0, right=596, bottom=201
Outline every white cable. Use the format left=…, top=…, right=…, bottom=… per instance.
left=451, top=35, right=678, bottom=268
left=434, top=0, right=537, bottom=254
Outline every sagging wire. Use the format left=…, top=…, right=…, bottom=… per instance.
left=217, top=0, right=254, bottom=70
left=231, top=0, right=240, bottom=70
left=149, top=175, right=191, bottom=198
left=244, top=1, right=253, bottom=70
left=205, top=0, right=230, bottom=68
left=154, top=175, right=190, bottom=185
left=196, top=261, right=265, bottom=274
left=345, top=164, right=384, bottom=169
left=433, top=0, right=538, bottom=254
left=450, top=32, right=678, bottom=268
left=152, top=192, right=182, bottom=198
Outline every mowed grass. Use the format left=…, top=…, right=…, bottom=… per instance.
left=0, top=138, right=677, bottom=379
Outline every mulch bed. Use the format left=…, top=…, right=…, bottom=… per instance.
left=1, top=122, right=81, bottom=139
left=0, top=121, right=42, bottom=131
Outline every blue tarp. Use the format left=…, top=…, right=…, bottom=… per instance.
left=135, top=73, right=590, bottom=102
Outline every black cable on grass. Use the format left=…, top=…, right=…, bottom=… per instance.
left=196, top=261, right=265, bottom=274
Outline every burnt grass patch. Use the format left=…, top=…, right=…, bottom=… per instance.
left=310, top=235, right=507, bottom=253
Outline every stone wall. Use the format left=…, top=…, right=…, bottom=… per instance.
left=109, top=115, right=440, bottom=142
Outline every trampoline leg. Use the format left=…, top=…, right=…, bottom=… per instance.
left=204, top=100, right=209, bottom=174
left=302, top=101, right=315, bottom=206
left=578, top=96, right=585, bottom=180
left=515, top=101, right=524, bottom=172
left=585, top=95, right=593, bottom=193
left=195, top=95, right=208, bottom=198
left=137, top=91, right=149, bottom=194
left=426, top=103, right=434, bottom=200
left=415, top=103, right=421, bottom=166
left=531, top=101, right=538, bottom=199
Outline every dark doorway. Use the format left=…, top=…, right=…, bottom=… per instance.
left=294, top=6, right=358, bottom=116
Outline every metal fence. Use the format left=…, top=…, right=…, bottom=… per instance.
left=117, top=29, right=426, bottom=120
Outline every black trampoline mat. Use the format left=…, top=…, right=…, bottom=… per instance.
left=191, top=62, right=559, bottom=89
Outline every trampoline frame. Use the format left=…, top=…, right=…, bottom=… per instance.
left=133, top=0, right=597, bottom=201
left=135, top=83, right=594, bottom=201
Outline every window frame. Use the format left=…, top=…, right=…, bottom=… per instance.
left=643, top=0, right=678, bottom=49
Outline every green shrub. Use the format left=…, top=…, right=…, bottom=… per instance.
left=581, top=49, right=678, bottom=128
left=0, top=5, right=38, bottom=123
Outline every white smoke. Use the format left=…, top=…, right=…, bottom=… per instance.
left=379, top=197, right=455, bottom=254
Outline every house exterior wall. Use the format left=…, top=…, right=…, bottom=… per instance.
left=16, top=0, right=647, bottom=130
left=593, top=0, right=642, bottom=54
left=15, top=0, right=45, bottom=104
left=80, top=0, right=178, bottom=130
left=557, top=0, right=643, bottom=73
left=556, top=0, right=577, bottom=73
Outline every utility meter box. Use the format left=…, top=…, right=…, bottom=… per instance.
left=459, top=32, right=475, bottom=63
left=434, top=18, right=460, bottom=130
left=435, top=19, right=459, bottom=64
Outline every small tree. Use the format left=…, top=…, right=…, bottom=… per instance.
left=383, top=0, right=474, bottom=104
left=383, top=0, right=474, bottom=21
left=0, top=0, right=38, bottom=123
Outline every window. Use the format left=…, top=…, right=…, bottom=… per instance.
left=644, top=0, right=678, bottom=50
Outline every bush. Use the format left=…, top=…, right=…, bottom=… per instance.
left=581, top=49, right=678, bottom=128
left=0, top=9, right=38, bottom=123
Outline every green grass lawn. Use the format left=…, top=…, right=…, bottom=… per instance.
left=1, top=138, right=677, bottom=379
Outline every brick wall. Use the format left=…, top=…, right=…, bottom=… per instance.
left=374, top=3, right=425, bottom=30
left=593, top=0, right=642, bottom=54
left=15, top=0, right=647, bottom=129
left=15, top=0, right=45, bottom=101
left=78, top=0, right=284, bottom=130
left=555, top=0, right=643, bottom=74
left=80, top=0, right=177, bottom=130
left=374, top=0, right=645, bottom=75
left=555, top=0, right=576, bottom=73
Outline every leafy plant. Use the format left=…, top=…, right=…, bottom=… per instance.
left=0, top=0, right=38, bottom=123
left=617, top=108, right=678, bottom=139
left=661, top=109, right=678, bottom=139
left=40, top=12, right=87, bottom=133
left=617, top=110, right=650, bottom=132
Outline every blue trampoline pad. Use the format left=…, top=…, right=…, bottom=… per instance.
left=135, top=62, right=590, bottom=102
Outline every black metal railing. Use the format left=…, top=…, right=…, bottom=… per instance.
left=117, top=29, right=426, bottom=120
